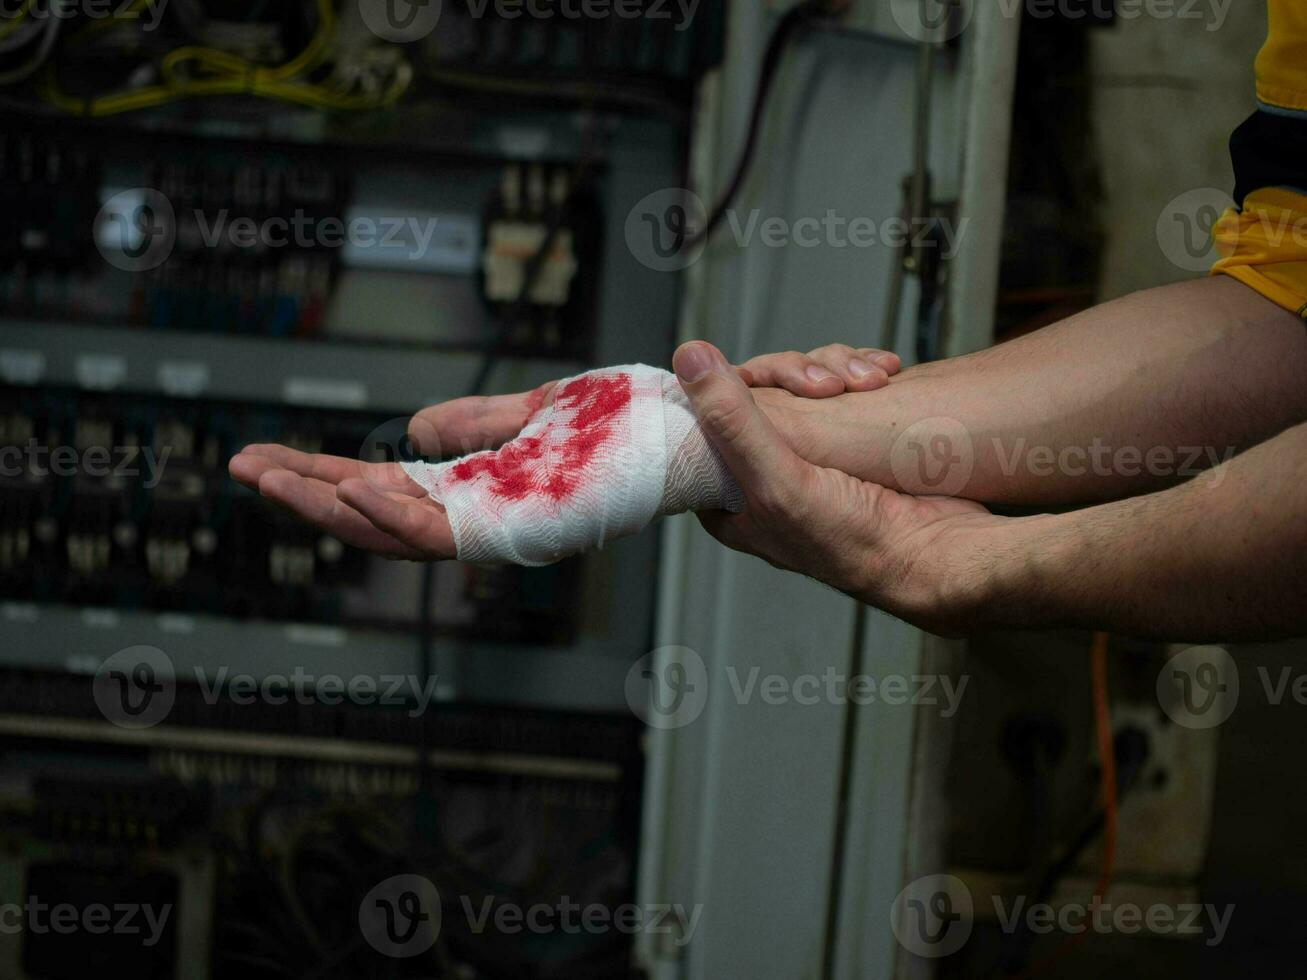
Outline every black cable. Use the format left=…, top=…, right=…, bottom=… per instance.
left=687, top=0, right=828, bottom=249
left=990, top=726, right=1151, bottom=979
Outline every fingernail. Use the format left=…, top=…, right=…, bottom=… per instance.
left=847, top=358, right=875, bottom=379
left=806, top=365, right=837, bottom=384
left=675, top=344, right=718, bottom=384
left=873, top=353, right=898, bottom=370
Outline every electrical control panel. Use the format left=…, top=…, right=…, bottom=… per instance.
left=0, top=2, right=726, bottom=976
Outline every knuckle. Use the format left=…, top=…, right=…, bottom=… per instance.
left=811, top=343, right=851, bottom=359
left=700, top=395, right=752, bottom=444
left=752, top=469, right=800, bottom=514
left=780, top=350, right=808, bottom=369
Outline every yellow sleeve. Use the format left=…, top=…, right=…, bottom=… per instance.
left=1210, top=0, right=1307, bottom=318
left=1254, top=0, right=1307, bottom=113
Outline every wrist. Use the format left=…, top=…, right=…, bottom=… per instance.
left=963, top=513, right=1076, bottom=632
left=753, top=388, right=825, bottom=462
left=752, top=387, right=872, bottom=472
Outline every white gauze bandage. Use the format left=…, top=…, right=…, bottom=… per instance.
left=401, top=365, right=743, bottom=566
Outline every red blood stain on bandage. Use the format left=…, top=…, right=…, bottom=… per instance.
left=449, top=373, right=632, bottom=502
left=520, top=382, right=553, bottom=427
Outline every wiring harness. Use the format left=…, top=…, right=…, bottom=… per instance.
left=0, top=0, right=411, bottom=115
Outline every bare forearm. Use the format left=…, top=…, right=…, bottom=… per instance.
left=971, top=422, right=1307, bottom=640
left=764, top=277, right=1307, bottom=505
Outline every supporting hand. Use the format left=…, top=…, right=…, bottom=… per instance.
left=672, top=340, right=999, bottom=635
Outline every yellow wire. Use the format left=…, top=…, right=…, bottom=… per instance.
left=45, top=0, right=409, bottom=117
left=70, top=0, right=150, bottom=42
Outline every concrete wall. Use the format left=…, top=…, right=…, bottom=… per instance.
left=1090, top=5, right=1266, bottom=299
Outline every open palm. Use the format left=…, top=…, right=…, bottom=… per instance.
left=227, top=385, right=556, bottom=560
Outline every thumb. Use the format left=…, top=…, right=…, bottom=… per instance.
left=673, top=341, right=806, bottom=496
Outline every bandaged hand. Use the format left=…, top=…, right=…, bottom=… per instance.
left=401, top=365, right=742, bottom=564
left=227, top=346, right=900, bottom=566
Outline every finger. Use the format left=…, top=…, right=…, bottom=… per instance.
left=735, top=351, right=845, bottom=398
left=806, top=344, right=894, bottom=392
left=408, top=381, right=558, bottom=457
left=229, top=450, right=278, bottom=490
left=235, top=445, right=423, bottom=497
left=256, top=469, right=425, bottom=559
left=674, top=341, right=808, bottom=504
left=336, top=478, right=456, bottom=559
left=863, top=348, right=902, bottom=375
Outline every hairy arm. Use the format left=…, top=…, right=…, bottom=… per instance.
left=760, top=277, right=1307, bottom=505
left=967, top=420, right=1307, bottom=639
left=673, top=342, right=1307, bottom=642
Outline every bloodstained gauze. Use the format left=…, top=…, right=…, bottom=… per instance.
left=449, top=373, right=633, bottom=503
left=520, top=382, right=553, bottom=428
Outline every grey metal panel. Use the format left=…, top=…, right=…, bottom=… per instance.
left=640, top=16, right=929, bottom=980
left=0, top=601, right=639, bottom=713
left=0, top=319, right=579, bottom=413
left=641, top=7, right=1018, bottom=980
left=0, top=113, right=689, bottom=714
